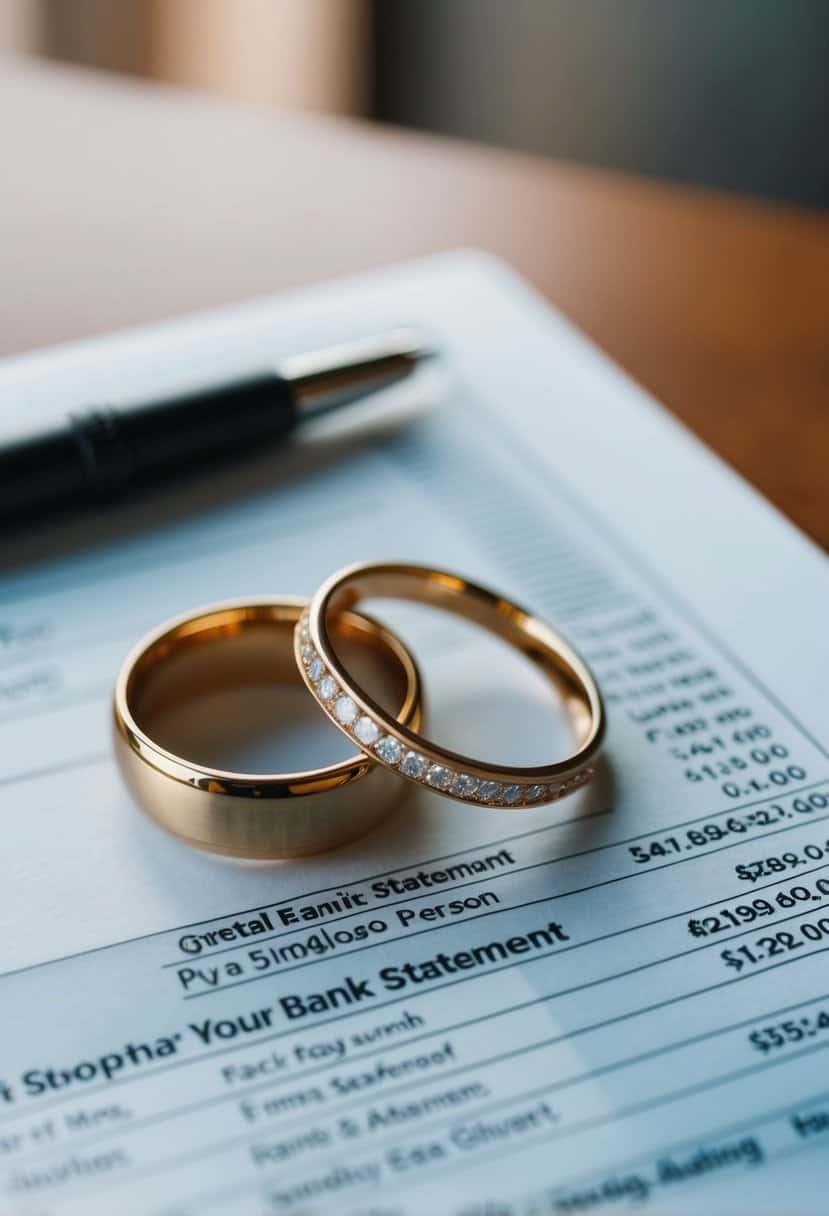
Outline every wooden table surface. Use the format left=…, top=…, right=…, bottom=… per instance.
left=2, top=58, right=827, bottom=545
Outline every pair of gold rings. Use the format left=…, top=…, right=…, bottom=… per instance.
left=113, top=562, right=605, bottom=859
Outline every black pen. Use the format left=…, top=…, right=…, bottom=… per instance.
left=0, top=330, right=434, bottom=524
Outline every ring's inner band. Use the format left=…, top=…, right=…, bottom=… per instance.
left=126, top=602, right=414, bottom=774
left=326, top=568, right=599, bottom=752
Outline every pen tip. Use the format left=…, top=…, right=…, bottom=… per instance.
left=285, top=330, right=440, bottom=419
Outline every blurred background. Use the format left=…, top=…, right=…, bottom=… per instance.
left=1, top=0, right=826, bottom=208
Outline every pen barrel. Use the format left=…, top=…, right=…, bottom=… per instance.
left=0, top=375, right=295, bottom=522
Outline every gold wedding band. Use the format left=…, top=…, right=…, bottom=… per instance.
left=113, top=597, right=422, bottom=857
left=297, top=562, right=604, bottom=809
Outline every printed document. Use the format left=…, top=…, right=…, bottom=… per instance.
left=0, top=253, right=827, bottom=1214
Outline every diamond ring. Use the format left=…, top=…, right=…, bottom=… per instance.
left=296, top=562, right=604, bottom=809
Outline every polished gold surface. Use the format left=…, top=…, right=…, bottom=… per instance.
left=113, top=597, right=422, bottom=857
left=298, top=562, right=605, bottom=809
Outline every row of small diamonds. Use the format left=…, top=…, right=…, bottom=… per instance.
left=297, top=617, right=593, bottom=808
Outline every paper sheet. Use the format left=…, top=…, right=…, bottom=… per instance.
left=0, top=252, right=827, bottom=1214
